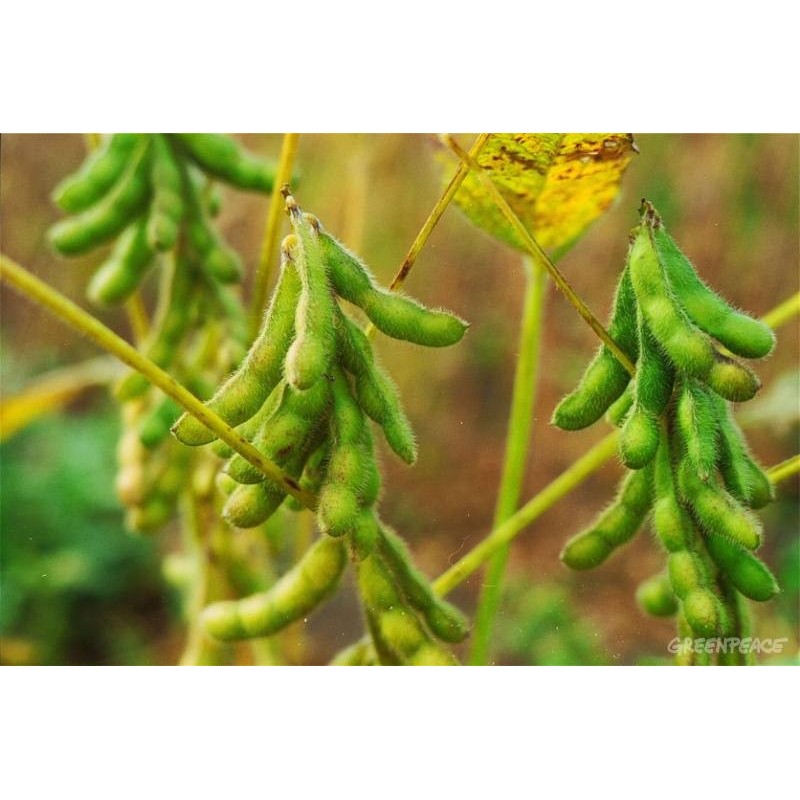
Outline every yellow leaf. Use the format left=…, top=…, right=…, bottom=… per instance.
left=451, top=133, right=638, bottom=253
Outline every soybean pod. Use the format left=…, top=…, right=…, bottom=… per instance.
left=202, top=537, right=347, bottom=641
left=49, top=138, right=152, bottom=255
left=174, top=133, right=276, bottom=194
left=652, top=431, right=723, bottom=639
left=651, top=225, right=775, bottom=359
left=334, top=306, right=417, bottom=464
left=319, top=224, right=468, bottom=347
left=86, top=215, right=155, bottom=306
left=636, top=572, right=678, bottom=618
left=551, top=266, right=638, bottom=431
left=560, top=464, right=653, bottom=570
left=284, top=205, right=337, bottom=390
left=173, top=238, right=301, bottom=445
left=376, top=526, right=469, bottom=643
left=711, top=393, right=774, bottom=509
left=147, top=134, right=185, bottom=252
left=674, top=378, right=718, bottom=481
left=619, top=308, right=674, bottom=469
left=52, top=133, right=141, bottom=213
left=628, top=208, right=716, bottom=382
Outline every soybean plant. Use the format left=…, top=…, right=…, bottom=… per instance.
left=176, top=194, right=470, bottom=665
left=553, top=200, right=778, bottom=665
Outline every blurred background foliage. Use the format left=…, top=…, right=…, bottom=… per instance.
left=1, top=133, right=798, bottom=665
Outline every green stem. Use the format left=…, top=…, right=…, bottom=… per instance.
left=768, top=453, right=800, bottom=485
left=433, top=431, right=620, bottom=596
left=760, top=290, right=800, bottom=330
left=0, top=252, right=315, bottom=509
left=468, top=257, right=548, bottom=664
left=251, top=133, right=300, bottom=336
left=440, top=134, right=636, bottom=376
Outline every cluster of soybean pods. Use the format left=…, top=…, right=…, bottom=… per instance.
left=553, top=201, right=778, bottom=665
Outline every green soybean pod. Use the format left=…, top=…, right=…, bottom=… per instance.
left=202, top=536, right=347, bottom=641
left=52, top=133, right=141, bottom=213
left=183, top=174, right=243, bottom=284
left=551, top=266, right=638, bottom=431
left=318, top=226, right=468, bottom=347
left=139, top=395, right=182, bottom=449
left=86, top=216, right=155, bottom=306
left=174, top=133, right=276, bottom=193
left=706, top=350, right=761, bottom=402
left=676, top=462, right=762, bottom=551
left=675, top=378, right=718, bottom=480
left=605, top=383, right=633, bottom=428
left=704, top=532, right=779, bottom=602
left=225, top=378, right=331, bottom=485
left=667, top=550, right=720, bottom=638
left=284, top=206, right=337, bottom=390
left=173, top=240, right=301, bottom=445
left=560, top=464, right=653, bottom=570
left=651, top=225, right=776, bottom=359
left=711, top=394, right=774, bottom=509
left=651, top=433, right=692, bottom=554
left=146, top=134, right=184, bottom=252
left=49, top=139, right=152, bottom=255
left=335, top=308, right=417, bottom=464
left=628, top=220, right=716, bottom=381
left=350, top=508, right=380, bottom=561
left=211, top=382, right=286, bottom=460
left=377, top=525, right=469, bottom=643
left=636, top=572, right=678, bottom=617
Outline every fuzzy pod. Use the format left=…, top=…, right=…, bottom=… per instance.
left=86, top=215, right=155, bottom=306
left=675, top=378, right=718, bottom=480
left=377, top=526, right=469, bottom=643
left=651, top=225, right=775, bottom=359
left=605, top=384, right=634, bottom=428
left=560, top=465, right=653, bottom=570
left=174, top=134, right=275, bottom=194
left=350, top=508, right=380, bottom=561
left=139, top=395, right=182, bottom=449
left=636, top=572, right=678, bottom=617
left=52, top=133, right=141, bottom=213
left=284, top=207, right=337, bottom=390
left=676, top=462, right=762, bottom=551
left=667, top=551, right=720, bottom=638
left=335, top=308, right=417, bottom=464
left=712, top=394, right=774, bottom=509
left=203, top=537, right=347, bottom=641
left=619, top=409, right=660, bottom=470
left=49, top=139, right=152, bottom=256
left=146, top=134, right=184, bottom=252
left=628, top=214, right=716, bottom=381
left=224, top=378, right=331, bottom=485
left=183, top=174, right=243, bottom=284
left=173, top=243, right=301, bottom=445
left=704, top=532, right=779, bottom=602
left=319, top=226, right=468, bottom=347
left=706, top=350, right=761, bottom=402
left=552, top=267, right=638, bottom=431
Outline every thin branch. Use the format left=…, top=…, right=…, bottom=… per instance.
left=251, top=133, right=300, bottom=335
left=761, top=290, right=800, bottom=331
left=0, top=252, right=315, bottom=509
left=767, top=453, right=800, bottom=485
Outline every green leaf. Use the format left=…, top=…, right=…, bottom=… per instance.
left=451, top=133, right=638, bottom=253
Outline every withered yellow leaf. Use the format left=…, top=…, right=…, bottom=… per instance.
left=451, top=133, right=637, bottom=253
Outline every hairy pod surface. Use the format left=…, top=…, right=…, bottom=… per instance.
left=651, top=225, right=775, bottom=359
left=675, top=379, right=718, bottom=480
left=202, top=537, right=346, bottom=641
left=705, top=532, right=779, bottom=602
left=560, top=465, right=653, bottom=570
left=636, top=572, right=678, bottom=617
left=552, top=267, right=638, bottom=430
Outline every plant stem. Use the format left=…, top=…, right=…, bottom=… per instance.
left=433, top=431, right=620, bottom=596
left=760, top=290, right=800, bottom=330
left=440, top=134, right=636, bottom=377
left=767, top=453, right=800, bottom=484
left=468, top=257, right=548, bottom=665
left=251, top=133, right=300, bottom=335
left=387, top=134, right=491, bottom=293
left=0, top=252, right=315, bottom=509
